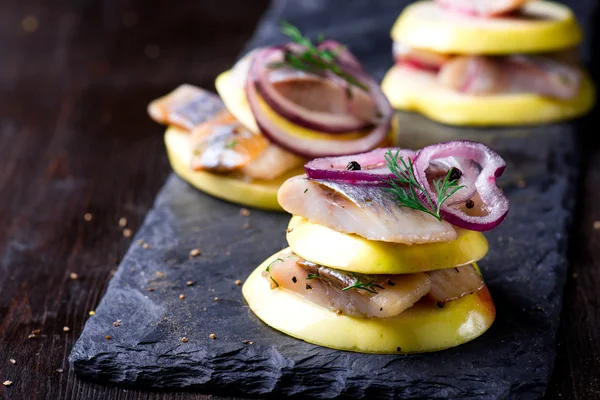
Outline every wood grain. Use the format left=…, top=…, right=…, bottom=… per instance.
left=0, top=0, right=266, bottom=399
left=0, top=0, right=597, bottom=399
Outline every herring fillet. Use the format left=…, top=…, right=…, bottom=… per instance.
left=278, top=175, right=457, bottom=244
left=265, top=251, right=432, bottom=318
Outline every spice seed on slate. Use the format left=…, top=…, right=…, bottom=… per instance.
left=189, top=249, right=201, bottom=257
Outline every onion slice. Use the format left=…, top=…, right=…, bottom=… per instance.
left=413, top=141, right=509, bottom=231
left=304, top=148, right=416, bottom=184
left=246, top=48, right=393, bottom=158
left=252, top=44, right=388, bottom=133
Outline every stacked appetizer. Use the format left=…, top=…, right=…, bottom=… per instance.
left=243, top=140, right=510, bottom=353
left=381, top=0, right=595, bottom=126
left=148, top=23, right=395, bottom=210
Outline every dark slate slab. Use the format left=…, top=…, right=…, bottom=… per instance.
left=70, top=0, right=594, bottom=398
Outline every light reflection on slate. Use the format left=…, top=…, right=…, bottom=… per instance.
left=70, top=0, right=592, bottom=398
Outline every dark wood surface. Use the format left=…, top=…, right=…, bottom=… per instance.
left=0, top=0, right=597, bottom=399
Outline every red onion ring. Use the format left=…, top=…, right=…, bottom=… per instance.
left=426, top=157, right=479, bottom=205
left=245, top=48, right=393, bottom=158
left=251, top=43, right=390, bottom=134
left=304, top=148, right=416, bottom=184
left=413, top=141, right=509, bottom=231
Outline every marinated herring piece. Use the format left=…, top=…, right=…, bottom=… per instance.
left=264, top=251, right=431, bottom=318
left=438, top=55, right=582, bottom=99
left=263, top=251, right=485, bottom=318
left=190, top=112, right=270, bottom=172
left=278, top=175, right=458, bottom=244
left=148, top=85, right=225, bottom=130
left=428, top=265, right=484, bottom=304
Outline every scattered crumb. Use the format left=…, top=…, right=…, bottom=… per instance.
left=118, top=217, right=128, bottom=228
left=203, top=307, right=207, bottom=312
left=214, top=297, right=219, bottom=301
left=123, top=228, right=132, bottom=238
left=517, top=179, right=526, bottom=189
left=336, top=310, right=342, bottom=316
left=242, top=340, right=249, bottom=344
left=572, top=273, right=579, bottom=279
left=189, top=248, right=201, bottom=257
left=56, top=369, right=63, bottom=373
left=155, top=271, right=165, bottom=278
left=234, top=280, right=242, bottom=286
left=209, top=333, right=217, bottom=339
left=21, top=15, right=39, bottom=33
left=69, top=272, right=79, bottom=280
left=186, top=281, right=195, bottom=286
left=89, top=311, right=96, bottom=316
left=3, top=380, right=12, bottom=386
left=287, top=228, right=294, bottom=233
left=179, top=294, right=185, bottom=300
left=28, top=334, right=36, bottom=339
left=242, top=222, right=251, bottom=230
left=181, top=337, right=188, bottom=343
left=62, top=326, right=70, bottom=332
left=105, top=335, right=112, bottom=340
left=249, top=341, right=254, bottom=345
left=137, top=239, right=144, bottom=245
left=142, top=243, right=150, bottom=249
left=9, top=359, right=15, bottom=365
left=240, top=208, right=250, bottom=217
left=593, top=221, right=600, bottom=230
left=147, top=287, right=155, bottom=292
left=113, top=320, right=121, bottom=327
left=31, top=329, right=41, bottom=334
left=129, top=267, right=135, bottom=273
left=83, top=212, right=93, bottom=222
left=225, top=251, right=231, bottom=256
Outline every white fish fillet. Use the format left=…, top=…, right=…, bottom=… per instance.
left=265, top=251, right=432, bottom=318
left=278, top=175, right=458, bottom=244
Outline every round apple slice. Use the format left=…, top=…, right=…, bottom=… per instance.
left=286, top=217, right=488, bottom=274
left=243, top=248, right=496, bottom=354
left=392, top=1, right=582, bottom=55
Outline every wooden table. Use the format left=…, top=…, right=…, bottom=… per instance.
left=0, top=0, right=598, bottom=398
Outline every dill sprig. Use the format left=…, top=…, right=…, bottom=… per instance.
left=383, top=150, right=465, bottom=221
left=306, top=273, right=320, bottom=280
left=270, top=21, right=368, bottom=92
left=342, top=274, right=384, bottom=294
left=265, top=258, right=284, bottom=288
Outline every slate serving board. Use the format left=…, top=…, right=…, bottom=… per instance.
left=70, top=0, right=594, bottom=398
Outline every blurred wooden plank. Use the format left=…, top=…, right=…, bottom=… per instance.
left=0, top=0, right=267, bottom=399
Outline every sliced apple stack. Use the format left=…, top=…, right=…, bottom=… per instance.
left=243, top=141, right=510, bottom=353
left=382, top=0, right=595, bottom=126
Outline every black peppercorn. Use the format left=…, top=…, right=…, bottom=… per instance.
left=346, top=161, right=361, bottom=171
left=465, top=199, right=475, bottom=209
left=448, top=167, right=462, bottom=181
